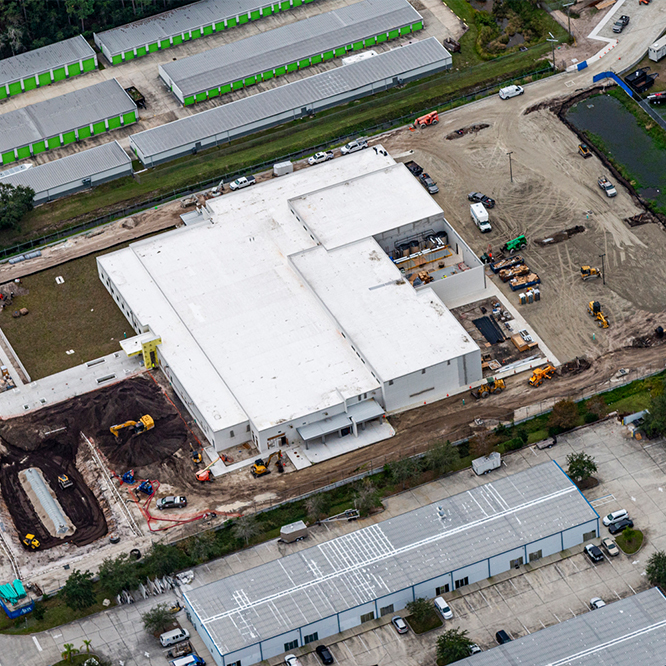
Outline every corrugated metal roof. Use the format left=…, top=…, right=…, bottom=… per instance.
left=0, top=141, right=131, bottom=194
left=455, top=588, right=666, bottom=666
left=0, top=36, right=95, bottom=86
left=185, top=463, right=598, bottom=656
left=131, top=38, right=450, bottom=159
left=161, top=0, right=422, bottom=98
left=0, top=79, right=136, bottom=153
left=95, top=0, right=304, bottom=56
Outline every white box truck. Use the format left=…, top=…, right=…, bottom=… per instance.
left=471, top=203, right=492, bottom=233
left=649, top=36, right=666, bottom=63
left=472, top=451, right=501, bottom=475
left=273, top=161, right=293, bottom=177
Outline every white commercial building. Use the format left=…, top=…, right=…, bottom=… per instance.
left=97, top=148, right=483, bottom=458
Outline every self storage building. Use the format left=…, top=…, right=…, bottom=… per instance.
left=158, top=0, right=424, bottom=105
left=183, top=462, right=599, bottom=666
left=0, top=80, right=137, bottom=166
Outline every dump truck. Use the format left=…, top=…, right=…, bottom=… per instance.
left=581, top=266, right=602, bottom=281
left=110, top=415, right=154, bottom=437
left=472, top=452, right=501, bottom=475
left=279, top=520, right=309, bottom=543
left=413, top=111, right=439, bottom=128
left=471, top=377, right=505, bottom=399
left=501, top=235, right=527, bottom=254
left=529, top=364, right=556, bottom=387
left=598, top=176, right=617, bottom=197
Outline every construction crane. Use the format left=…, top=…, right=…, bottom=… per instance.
left=22, top=534, right=40, bottom=550
left=580, top=266, right=602, bottom=281
left=251, top=450, right=283, bottom=478
left=471, top=377, right=505, bottom=399
left=529, top=364, right=556, bottom=387
left=196, top=457, right=220, bottom=483
left=588, top=301, right=609, bottom=328
left=109, top=415, right=154, bottom=438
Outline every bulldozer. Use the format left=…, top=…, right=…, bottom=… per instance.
left=529, top=364, right=557, bottom=387
left=588, top=301, right=610, bottom=328
left=110, top=414, right=154, bottom=438
left=413, top=111, right=439, bottom=128
left=22, top=534, right=40, bottom=550
left=471, top=377, right=505, bottom=399
left=580, top=266, right=602, bottom=281
left=251, top=450, right=283, bottom=478
left=58, top=474, right=73, bottom=490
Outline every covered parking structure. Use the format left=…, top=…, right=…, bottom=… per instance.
left=94, top=0, right=320, bottom=65
left=159, top=0, right=424, bottom=105
left=0, top=36, right=97, bottom=100
left=184, top=462, right=599, bottom=666
left=130, top=38, right=451, bottom=166
left=0, top=80, right=137, bottom=166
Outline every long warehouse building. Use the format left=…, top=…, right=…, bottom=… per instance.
left=94, top=0, right=321, bottom=65
left=159, top=0, right=423, bottom=105
left=131, top=38, right=451, bottom=166
left=0, top=80, right=137, bottom=166
left=0, top=36, right=97, bottom=100
left=183, top=462, right=599, bottom=666
left=0, top=142, right=132, bottom=204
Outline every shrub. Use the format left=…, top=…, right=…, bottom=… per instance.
left=584, top=412, right=599, bottom=424
left=504, top=437, right=524, bottom=452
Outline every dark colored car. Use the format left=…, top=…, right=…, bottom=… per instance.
left=584, top=544, right=604, bottom=563
left=613, top=16, right=629, bottom=33
left=608, top=518, right=634, bottom=535
left=156, top=496, right=188, bottom=510
left=467, top=192, right=495, bottom=208
left=419, top=173, right=439, bottom=194
left=315, top=645, right=334, bottom=664
left=496, top=630, right=512, bottom=645
left=404, top=160, right=423, bottom=177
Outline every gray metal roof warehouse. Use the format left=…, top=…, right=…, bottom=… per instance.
left=184, top=462, right=599, bottom=665
left=0, top=79, right=136, bottom=155
left=159, top=0, right=422, bottom=102
left=0, top=142, right=132, bottom=204
left=456, top=587, right=666, bottom=666
left=0, top=35, right=96, bottom=87
left=130, top=38, right=451, bottom=166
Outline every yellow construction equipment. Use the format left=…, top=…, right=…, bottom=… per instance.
left=588, top=301, right=610, bottom=328
left=471, top=377, right=506, bottom=399
left=196, top=457, right=220, bottom=483
left=22, top=534, right=40, bottom=550
left=251, top=450, right=283, bottom=478
left=529, top=364, right=557, bottom=387
left=110, top=415, right=155, bottom=438
left=580, top=266, right=602, bottom=281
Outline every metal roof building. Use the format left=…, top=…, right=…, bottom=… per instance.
left=130, top=38, right=451, bottom=166
left=183, top=462, right=599, bottom=666
left=0, top=79, right=137, bottom=166
left=0, top=36, right=97, bottom=100
left=94, top=0, right=322, bottom=65
left=456, top=587, right=666, bottom=666
left=0, top=142, right=132, bottom=204
left=159, top=0, right=424, bottom=105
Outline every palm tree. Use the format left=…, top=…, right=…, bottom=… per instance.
left=81, top=639, right=92, bottom=653
left=61, top=643, right=79, bottom=662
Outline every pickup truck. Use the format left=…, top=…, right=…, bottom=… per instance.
left=598, top=176, right=617, bottom=197
left=340, top=139, right=368, bottom=155
left=229, top=175, right=256, bottom=191
left=404, top=160, right=423, bottom=177
left=613, top=15, right=629, bottom=33
left=419, top=173, right=439, bottom=194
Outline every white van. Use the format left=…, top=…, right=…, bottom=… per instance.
left=434, top=596, right=454, bottom=619
left=602, top=509, right=628, bottom=526
left=470, top=203, right=491, bottom=233
left=160, top=627, right=190, bottom=647
left=499, top=85, right=524, bottom=100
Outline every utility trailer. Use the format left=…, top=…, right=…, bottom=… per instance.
left=472, top=452, right=501, bottom=475
left=649, top=36, right=666, bottom=63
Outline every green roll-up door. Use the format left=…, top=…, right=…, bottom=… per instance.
left=220, top=83, right=232, bottom=94
left=311, top=54, right=322, bottom=64
left=376, top=33, right=387, bottom=43
left=148, top=42, right=158, bottom=52
left=62, top=131, right=76, bottom=144
left=273, top=3, right=280, bottom=12
left=44, top=136, right=57, bottom=150
left=286, top=62, right=297, bottom=72
left=0, top=86, right=7, bottom=99
left=215, top=21, right=225, bottom=30
left=16, top=146, right=30, bottom=159
left=195, top=92, right=207, bottom=102
left=123, top=111, right=136, bottom=124
left=323, top=50, right=334, bottom=60
left=160, top=38, right=170, bottom=49
left=364, top=37, right=376, bottom=47
left=292, top=0, right=302, bottom=6
left=262, top=6, right=272, bottom=16
left=334, top=47, right=345, bottom=57
left=183, top=32, right=191, bottom=41
left=124, top=50, right=134, bottom=60
left=250, top=9, right=260, bottom=19
left=23, top=76, right=37, bottom=91
left=172, top=35, right=183, bottom=45
left=262, top=70, right=274, bottom=80
left=112, top=54, right=123, bottom=65
left=135, top=46, right=146, bottom=57
left=203, top=25, right=213, bottom=35
left=275, top=65, right=286, bottom=76
left=108, top=116, right=121, bottom=129
left=1, top=151, right=15, bottom=165
left=32, top=140, right=46, bottom=154
left=400, top=26, right=411, bottom=36
left=304, top=0, right=313, bottom=3
left=67, top=62, right=81, bottom=76
left=412, top=21, right=423, bottom=31
left=184, top=96, right=195, bottom=105
left=77, top=126, right=92, bottom=140
left=227, top=17, right=237, bottom=27
left=38, top=72, right=52, bottom=86
left=244, top=75, right=256, bottom=86
left=8, top=81, right=22, bottom=95
left=239, top=14, right=248, bottom=24
left=232, top=80, right=243, bottom=90
left=92, top=121, right=106, bottom=134
left=191, top=28, right=201, bottom=39
left=298, top=58, right=310, bottom=69
left=280, top=0, right=289, bottom=10
left=388, top=29, right=399, bottom=39
left=208, top=87, right=219, bottom=98
left=352, top=40, right=363, bottom=51
left=82, top=57, right=96, bottom=71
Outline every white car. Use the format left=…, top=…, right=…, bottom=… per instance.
left=340, top=139, right=368, bottom=155
left=499, top=85, right=524, bottom=100
left=434, top=596, right=454, bottom=619
left=229, top=175, right=256, bottom=191
left=590, top=597, right=606, bottom=610
left=285, top=655, right=302, bottom=666
left=602, top=509, right=628, bottom=527
left=308, top=151, right=334, bottom=165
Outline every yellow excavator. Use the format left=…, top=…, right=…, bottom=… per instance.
left=251, top=450, right=283, bottom=478
left=588, top=301, right=609, bottom=329
left=580, top=266, right=602, bottom=281
left=471, top=377, right=505, bottom=399
left=529, top=364, right=557, bottom=387
left=110, top=415, right=155, bottom=438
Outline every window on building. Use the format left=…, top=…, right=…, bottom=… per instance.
left=304, top=632, right=319, bottom=644
left=379, top=604, right=394, bottom=617
left=436, top=584, right=450, bottom=595
left=284, top=640, right=298, bottom=651
left=360, top=611, right=375, bottom=623
left=510, top=557, right=524, bottom=569
left=228, top=661, right=241, bottom=666
left=422, top=368, right=426, bottom=374
left=454, top=577, right=469, bottom=589
left=246, top=424, right=251, bottom=432
left=229, top=430, right=234, bottom=438
left=529, top=550, right=542, bottom=562
left=388, top=380, right=394, bottom=386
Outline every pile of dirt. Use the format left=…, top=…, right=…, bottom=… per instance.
left=625, top=211, right=660, bottom=227
left=534, top=225, right=585, bottom=246
left=446, top=123, right=490, bottom=140
left=560, top=357, right=592, bottom=376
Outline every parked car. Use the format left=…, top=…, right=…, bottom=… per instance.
left=391, top=616, right=409, bottom=634
left=308, top=151, right=334, bottom=165
left=156, top=496, right=187, bottom=510
left=285, top=655, right=302, bottom=666
left=609, top=518, right=634, bottom=535
left=229, top=176, right=256, bottom=191
left=602, top=509, right=628, bottom=527
left=601, top=537, right=620, bottom=557
left=404, top=160, right=423, bottom=177
left=434, top=597, right=453, bottom=619
left=499, top=85, right=524, bottom=100
left=495, top=630, right=512, bottom=644
left=469, top=644, right=482, bottom=654
left=584, top=544, right=604, bottom=563
left=590, top=597, right=606, bottom=610
left=613, top=15, right=630, bottom=32
left=315, top=644, right=334, bottom=664
left=467, top=192, right=495, bottom=208
left=340, top=139, right=368, bottom=155
left=419, top=173, right=439, bottom=194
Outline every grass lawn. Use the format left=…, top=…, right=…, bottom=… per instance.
left=615, top=528, right=644, bottom=554
left=1, top=249, right=130, bottom=380
left=406, top=609, right=443, bottom=634
left=52, top=654, right=101, bottom=666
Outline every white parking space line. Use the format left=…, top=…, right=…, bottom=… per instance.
left=569, top=607, right=577, bottom=618
left=478, top=590, right=492, bottom=607
left=32, top=637, right=42, bottom=652
left=591, top=494, right=616, bottom=507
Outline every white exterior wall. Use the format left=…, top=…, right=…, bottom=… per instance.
left=298, top=615, right=340, bottom=645
left=338, top=601, right=376, bottom=632
left=451, top=560, right=490, bottom=588
left=375, top=587, right=414, bottom=616
left=527, top=533, right=562, bottom=561
left=562, top=519, right=598, bottom=549
left=427, top=265, right=485, bottom=306
left=489, top=546, right=526, bottom=576
left=413, top=572, right=453, bottom=599
left=261, top=629, right=301, bottom=659
left=222, top=644, right=262, bottom=666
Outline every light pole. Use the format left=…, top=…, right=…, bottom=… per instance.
left=599, top=253, right=606, bottom=286
left=547, top=33, right=558, bottom=71
left=507, top=151, right=514, bottom=183
left=563, top=2, right=575, bottom=40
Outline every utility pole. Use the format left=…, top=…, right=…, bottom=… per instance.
left=507, top=151, right=514, bottom=183
left=547, top=33, right=558, bottom=71
left=563, top=2, right=575, bottom=40
left=599, top=253, right=606, bottom=286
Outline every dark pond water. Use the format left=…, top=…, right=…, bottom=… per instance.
left=567, top=94, right=666, bottom=207
left=469, top=0, right=494, bottom=12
